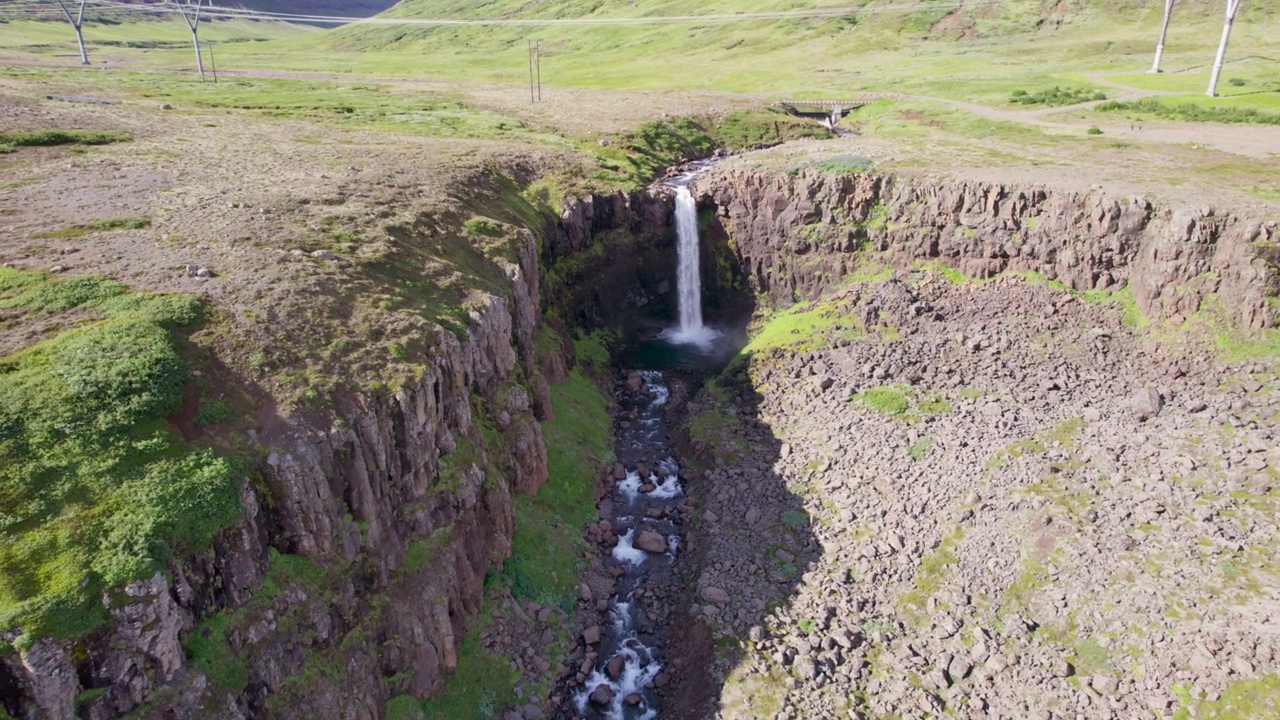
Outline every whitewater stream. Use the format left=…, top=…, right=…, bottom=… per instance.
left=568, top=164, right=728, bottom=719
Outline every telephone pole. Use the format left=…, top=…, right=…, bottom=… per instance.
left=1149, top=0, right=1175, bottom=74
left=527, top=40, right=543, bottom=103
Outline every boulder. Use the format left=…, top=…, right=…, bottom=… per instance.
left=636, top=530, right=668, bottom=554
left=700, top=587, right=730, bottom=605
left=588, top=684, right=615, bottom=707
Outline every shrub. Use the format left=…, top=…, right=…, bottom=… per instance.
left=2, top=275, right=128, bottom=312
left=52, top=320, right=186, bottom=429
left=0, top=310, right=239, bottom=646
left=1010, top=86, right=1107, bottom=107
left=1095, top=98, right=1280, bottom=126
left=814, top=154, right=874, bottom=174
left=0, top=130, right=130, bottom=149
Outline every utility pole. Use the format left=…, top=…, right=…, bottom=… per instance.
left=527, top=40, right=543, bottom=103
left=52, top=0, right=90, bottom=66
left=1148, top=0, right=1175, bottom=74
left=528, top=40, right=535, bottom=104
left=170, top=0, right=208, bottom=79
left=1207, top=0, right=1244, bottom=97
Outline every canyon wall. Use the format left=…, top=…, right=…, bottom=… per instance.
left=2, top=233, right=553, bottom=720
left=698, top=168, right=1280, bottom=329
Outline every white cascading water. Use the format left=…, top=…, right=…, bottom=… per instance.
left=663, top=186, right=718, bottom=347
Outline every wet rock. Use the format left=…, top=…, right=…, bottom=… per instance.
left=624, top=693, right=641, bottom=706
left=582, top=626, right=602, bottom=645
left=636, top=529, right=667, bottom=554
left=588, top=684, right=615, bottom=707
left=605, top=655, right=625, bottom=680
left=627, top=372, right=643, bottom=393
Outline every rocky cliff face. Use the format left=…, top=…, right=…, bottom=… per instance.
left=547, top=188, right=678, bottom=330
left=1, top=233, right=552, bottom=720
left=698, top=168, right=1280, bottom=329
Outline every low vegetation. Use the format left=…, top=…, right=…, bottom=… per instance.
left=504, top=365, right=613, bottom=608
left=0, top=129, right=130, bottom=153
left=1010, top=86, right=1107, bottom=107
left=0, top=269, right=238, bottom=648
left=1095, top=99, right=1280, bottom=126
left=30, top=217, right=152, bottom=240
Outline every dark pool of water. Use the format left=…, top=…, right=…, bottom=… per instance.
left=617, top=322, right=746, bottom=375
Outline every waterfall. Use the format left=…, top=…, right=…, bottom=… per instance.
left=674, top=186, right=704, bottom=335
left=664, top=186, right=718, bottom=346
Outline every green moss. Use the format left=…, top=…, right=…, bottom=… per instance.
left=1174, top=674, right=1280, bottom=719
left=386, top=695, right=424, bottom=720
left=504, top=369, right=612, bottom=607
left=851, top=386, right=910, bottom=416
left=908, top=437, right=935, bottom=461
left=742, top=298, right=861, bottom=354
left=1071, top=637, right=1112, bottom=676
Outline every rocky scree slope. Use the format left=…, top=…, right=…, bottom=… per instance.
left=659, top=166, right=1280, bottom=719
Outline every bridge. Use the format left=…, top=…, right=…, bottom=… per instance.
left=772, top=96, right=889, bottom=127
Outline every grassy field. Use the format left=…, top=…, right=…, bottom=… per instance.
left=3, top=1, right=1276, bottom=112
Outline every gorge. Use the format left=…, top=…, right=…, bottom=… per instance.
left=3, top=150, right=1279, bottom=720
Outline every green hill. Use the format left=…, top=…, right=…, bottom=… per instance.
left=288, top=0, right=1276, bottom=97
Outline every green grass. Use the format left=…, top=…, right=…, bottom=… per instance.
left=1071, top=637, right=1112, bottom=676
left=0, top=281, right=238, bottom=649
left=30, top=217, right=151, bottom=240
left=907, top=437, right=935, bottom=462
left=812, top=154, right=874, bottom=174
left=0, top=129, right=129, bottom=154
left=741, top=298, right=861, bottom=355
left=503, top=369, right=612, bottom=607
left=1010, top=86, right=1106, bottom=106
left=1095, top=98, right=1280, bottom=126
left=852, top=386, right=910, bottom=416
left=848, top=385, right=953, bottom=422
left=1174, top=675, right=1280, bottom=720
left=421, top=609, right=517, bottom=720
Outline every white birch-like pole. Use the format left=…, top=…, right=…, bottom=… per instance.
left=53, top=0, right=90, bottom=65
left=171, top=0, right=207, bottom=78
left=1148, top=0, right=1175, bottom=74
left=1206, top=0, right=1244, bottom=97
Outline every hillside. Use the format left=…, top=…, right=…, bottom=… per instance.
left=233, top=0, right=398, bottom=16
left=302, top=0, right=1277, bottom=95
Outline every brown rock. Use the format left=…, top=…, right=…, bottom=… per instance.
left=589, top=684, right=615, bottom=707
left=582, top=626, right=601, bottom=645
left=700, top=587, right=730, bottom=605
left=605, top=655, right=625, bottom=680
left=636, top=529, right=668, bottom=554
